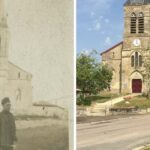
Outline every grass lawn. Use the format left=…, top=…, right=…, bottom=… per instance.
left=16, top=124, right=68, bottom=150
left=86, top=92, right=120, bottom=103
left=143, top=146, right=150, bottom=150
left=115, top=95, right=150, bottom=109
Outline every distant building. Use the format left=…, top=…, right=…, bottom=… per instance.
left=101, top=0, right=150, bottom=94
left=0, top=0, right=32, bottom=114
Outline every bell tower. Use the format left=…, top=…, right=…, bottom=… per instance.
left=121, top=0, right=150, bottom=93
left=0, top=0, right=9, bottom=98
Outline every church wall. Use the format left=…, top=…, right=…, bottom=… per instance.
left=1, top=62, right=34, bottom=114
left=101, top=44, right=122, bottom=93
left=6, top=79, right=33, bottom=115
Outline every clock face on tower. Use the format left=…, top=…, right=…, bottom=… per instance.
left=133, top=39, right=141, bottom=46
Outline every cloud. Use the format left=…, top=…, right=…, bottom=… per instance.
left=94, top=22, right=101, bottom=30
left=81, top=49, right=92, bottom=56
left=88, top=17, right=109, bottom=32
left=105, top=37, right=112, bottom=45
left=90, top=11, right=95, bottom=17
left=104, top=19, right=110, bottom=23
left=78, top=0, right=115, bottom=14
left=88, top=21, right=101, bottom=31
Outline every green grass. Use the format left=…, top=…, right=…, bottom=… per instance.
left=77, top=92, right=121, bottom=106
left=86, top=92, right=120, bottom=103
left=16, top=125, right=68, bottom=150
left=143, top=146, right=150, bottom=150
left=115, top=96, right=150, bottom=109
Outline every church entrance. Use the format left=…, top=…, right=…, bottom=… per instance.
left=132, top=79, right=142, bottom=93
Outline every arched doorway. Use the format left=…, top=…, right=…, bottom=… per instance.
left=130, top=71, right=143, bottom=93
left=132, top=79, right=142, bottom=93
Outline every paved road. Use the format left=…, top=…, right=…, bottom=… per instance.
left=77, top=114, right=150, bottom=150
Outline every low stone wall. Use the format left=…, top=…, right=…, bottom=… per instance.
left=13, top=106, right=68, bottom=120
left=16, top=118, right=68, bottom=130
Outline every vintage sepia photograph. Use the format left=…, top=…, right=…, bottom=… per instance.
left=0, top=0, right=74, bottom=150
left=77, top=0, right=150, bottom=150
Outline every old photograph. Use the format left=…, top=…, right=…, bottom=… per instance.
left=0, top=0, right=74, bottom=150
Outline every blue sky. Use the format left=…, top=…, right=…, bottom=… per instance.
left=77, top=0, right=126, bottom=55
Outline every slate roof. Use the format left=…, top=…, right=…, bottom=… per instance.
left=124, top=0, right=150, bottom=6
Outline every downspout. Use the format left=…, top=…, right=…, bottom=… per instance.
left=119, top=43, right=123, bottom=94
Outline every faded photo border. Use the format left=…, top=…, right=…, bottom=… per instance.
left=0, top=0, right=75, bottom=150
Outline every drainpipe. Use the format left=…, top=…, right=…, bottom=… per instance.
left=119, top=44, right=123, bottom=94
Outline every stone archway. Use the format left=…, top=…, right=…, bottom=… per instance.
left=130, top=71, right=143, bottom=93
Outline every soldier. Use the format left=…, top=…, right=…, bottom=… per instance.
left=0, top=97, right=17, bottom=150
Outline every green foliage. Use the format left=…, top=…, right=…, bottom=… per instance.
left=142, top=53, right=150, bottom=98
left=77, top=95, right=91, bottom=106
left=77, top=50, right=113, bottom=96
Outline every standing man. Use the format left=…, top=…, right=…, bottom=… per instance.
left=0, top=97, right=17, bottom=150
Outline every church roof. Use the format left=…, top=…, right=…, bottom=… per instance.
left=100, top=41, right=123, bottom=56
left=124, top=0, right=150, bottom=6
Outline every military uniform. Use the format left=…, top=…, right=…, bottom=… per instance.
left=0, top=110, right=17, bottom=150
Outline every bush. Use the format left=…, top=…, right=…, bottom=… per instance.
left=77, top=96, right=91, bottom=106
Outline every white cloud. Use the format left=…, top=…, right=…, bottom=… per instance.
left=81, top=49, right=92, bottom=56
left=90, top=11, right=95, bottom=17
left=78, top=0, right=115, bottom=14
left=105, top=37, right=112, bottom=45
left=94, top=22, right=101, bottom=30
left=104, top=18, right=110, bottom=23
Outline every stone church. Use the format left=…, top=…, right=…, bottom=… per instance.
left=101, top=0, right=150, bottom=94
left=0, top=0, right=33, bottom=114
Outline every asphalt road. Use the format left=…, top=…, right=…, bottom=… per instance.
left=77, top=114, right=150, bottom=150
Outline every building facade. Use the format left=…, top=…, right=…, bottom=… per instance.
left=101, top=0, right=150, bottom=94
left=0, top=0, right=33, bottom=114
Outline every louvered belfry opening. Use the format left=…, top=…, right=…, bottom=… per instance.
left=138, top=12, right=144, bottom=33
left=131, top=13, right=137, bottom=33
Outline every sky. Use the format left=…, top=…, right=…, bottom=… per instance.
left=4, top=0, right=74, bottom=105
left=77, top=0, right=127, bottom=55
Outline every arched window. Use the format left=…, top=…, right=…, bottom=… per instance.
left=135, top=52, right=139, bottom=67
left=131, top=55, right=134, bottom=67
left=139, top=55, right=142, bottom=67
left=138, top=12, right=144, bottom=33
left=131, top=13, right=137, bottom=34
left=131, top=52, right=142, bottom=68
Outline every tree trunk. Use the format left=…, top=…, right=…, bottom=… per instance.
left=147, top=83, right=150, bottom=99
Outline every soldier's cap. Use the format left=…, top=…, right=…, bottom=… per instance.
left=1, top=97, right=11, bottom=105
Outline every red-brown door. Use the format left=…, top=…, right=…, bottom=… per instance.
left=132, top=79, right=142, bottom=93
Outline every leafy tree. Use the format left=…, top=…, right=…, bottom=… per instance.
left=77, top=50, right=113, bottom=98
left=142, top=55, right=150, bottom=99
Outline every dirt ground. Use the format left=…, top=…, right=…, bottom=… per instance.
left=15, top=119, right=68, bottom=150
left=77, top=114, right=143, bottom=124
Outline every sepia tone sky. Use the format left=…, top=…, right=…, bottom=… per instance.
left=4, top=0, right=74, bottom=104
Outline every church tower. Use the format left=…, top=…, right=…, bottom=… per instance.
left=121, top=0, right=150, bottom=93
left=0, top=0, right=9, bottom=98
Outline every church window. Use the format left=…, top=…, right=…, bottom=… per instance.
left=135, top=52, right=139, bottom=67
left=138, top=12, right=144, bottom=33
left=131, top=52, right=142, bottom=68
left=131, top=13, right=137, bottom=34
left=131, top=55, right=134, bottom=67
left=112, top=52, right=115, bottom=58
left=139, top=55, right=142, bottom=67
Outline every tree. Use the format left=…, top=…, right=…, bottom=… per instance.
left=77, top=50, right=113, bottom=98
left=142, top=55, right=150, bottom=99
